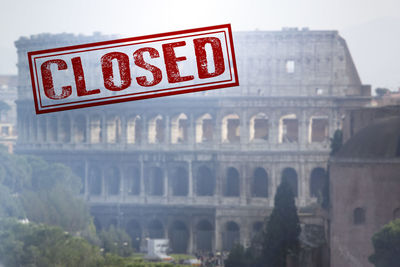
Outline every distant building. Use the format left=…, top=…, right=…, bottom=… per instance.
left=330, top=108, right=400, bottom=267
left=0, top=75, right=18, bottom=152
left=15, top=29, right=370, bottom=255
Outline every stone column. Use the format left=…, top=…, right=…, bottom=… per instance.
left=215, top=218, right=222, bottom=251
left=121, top=115, right=127, bottom=145
left=188, top=160, right=193, bottom=199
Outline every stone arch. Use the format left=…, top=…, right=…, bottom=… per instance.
left=171, top=113, right=188, bottom=144
left=126, top=220, right=142, bottom=251
left=60, top=115, right=71, bottom=143
left=106, top=167, right=121, bottom=195
left=252, top=167, right=268, bottom=198
left=88, top=166, right=102, bottom=196
left=90, top=115, right=102, bottom=144
left=127, top=115, right=141, bottom=144
left=73, top=115, right=87, bottom=143
left=310, top=167, right=327, bottom=198
left=196, top=113, right=213, bottom=143
left=126, top=167, right=140, bottom=195
left=147, top=167, right=164, bottom=196
left=169, top=221, right=189, bottom=253
left=148, top=219, right=164, bottom=238
left=249, top=113, right=269, bottom=141
left=196, top=220, right=213, bottom=251
left=222, top=114, right=240, bottom=143
left=279, top=114, right=298, bottom=143
left=281, top=167, right=298, bottom=197
left=148, top=115, right=164, bottom=144
left=224, top=167, right=240, bottom=197
left=48, top=116, right=58, bottom=142
left=309, top=115, right=329, bottom=143
left=353, top=207, right=366, bottom=225
left=393, top=208, right=400, bottom=220
left=170, top=167, right=188, bottom=196
left=196, top=165, right=215, bottom=196
left=107, top=116, right=122, bottom=143
left=223, top=221, right=240, bottom=251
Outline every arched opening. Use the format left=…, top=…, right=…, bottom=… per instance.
left=309, top=116, right=329, bottom=143
left=222, top=114, right=240, bottom=143
left=126, top=167, right=140, bottom=195
left=127, top=115, right=141, bottom=144
left=353, top=207, right=366, bottom=225
left=107, top=116, right=122, bottom=143
left=171, top=113, right=188, bottom=144
left=74, top=115, right=87, bottom=143
left=90, top=115, right=102, bottom=144
left=60, top=115, right=71, bottom=143
left=252, top=167, right=268, bottom=198
left=126, top=220, right=141, bottom=251
left=106, top=167, right=120, bottom=195
left=89, top=167, right=102, bottom=196
left=224, top=167, right=240, bottom=197
left=250, top=113, right=268, bottom=141
left=148, top=220, right=164, bottom=238
left=148, top=115, right=164, bottom=144
left=169, top=221, right=189, bottom=253
left=170, top=167, right=188, bottom=196
left=148, top=167, right=164, bottom=196
left=196, top=220, right=213, bottom=251
left=196, top=113, right=213, bottom=143
left=310, top=167, right=327, bottom=198
left=282, top=168, right=298, bottom=197
left=196, top=166, right=215, bottom=196
left=223, top=221, right=240, bottom=251
left=48, top=116, right=58, bottom=142
left=279, top=114, right=298, bottom=143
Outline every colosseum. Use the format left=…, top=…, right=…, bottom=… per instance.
left=15, top=28, right=370, bottom=254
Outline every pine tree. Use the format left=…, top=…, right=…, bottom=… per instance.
left=261, top=180, right=301, bottom=267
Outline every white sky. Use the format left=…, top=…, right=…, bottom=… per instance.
left=1, top=0, right=400, bottom=89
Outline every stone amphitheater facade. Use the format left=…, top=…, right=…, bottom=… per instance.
left=15, top=28, right=370, bottom=254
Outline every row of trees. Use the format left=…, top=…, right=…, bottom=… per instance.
left=0, top=146, right=190, bottom=267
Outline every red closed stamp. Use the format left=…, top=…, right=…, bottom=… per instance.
left=28, top=24, right=239, bottom=114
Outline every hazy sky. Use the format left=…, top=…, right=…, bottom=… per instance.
left=1, top=0, right=399, bottom=90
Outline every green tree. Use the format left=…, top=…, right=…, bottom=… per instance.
left=261, top=181, right=301, bottom=267
left=99, top=226, right=134, bottom=257
left=369, top=219, right=400, bottom=267
left=330, top=129, right=343, bottom=156
left=0, top=219, right=104, bottom=267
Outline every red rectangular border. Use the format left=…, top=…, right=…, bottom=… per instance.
left=28, top=24, right=239, bottom=114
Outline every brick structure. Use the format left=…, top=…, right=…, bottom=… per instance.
left=330, top=113, right=400, bottom=267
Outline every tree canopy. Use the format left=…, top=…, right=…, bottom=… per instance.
left=261, top=180, right=301, bottom=267
left=369, top=219, right=400, bottom=267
